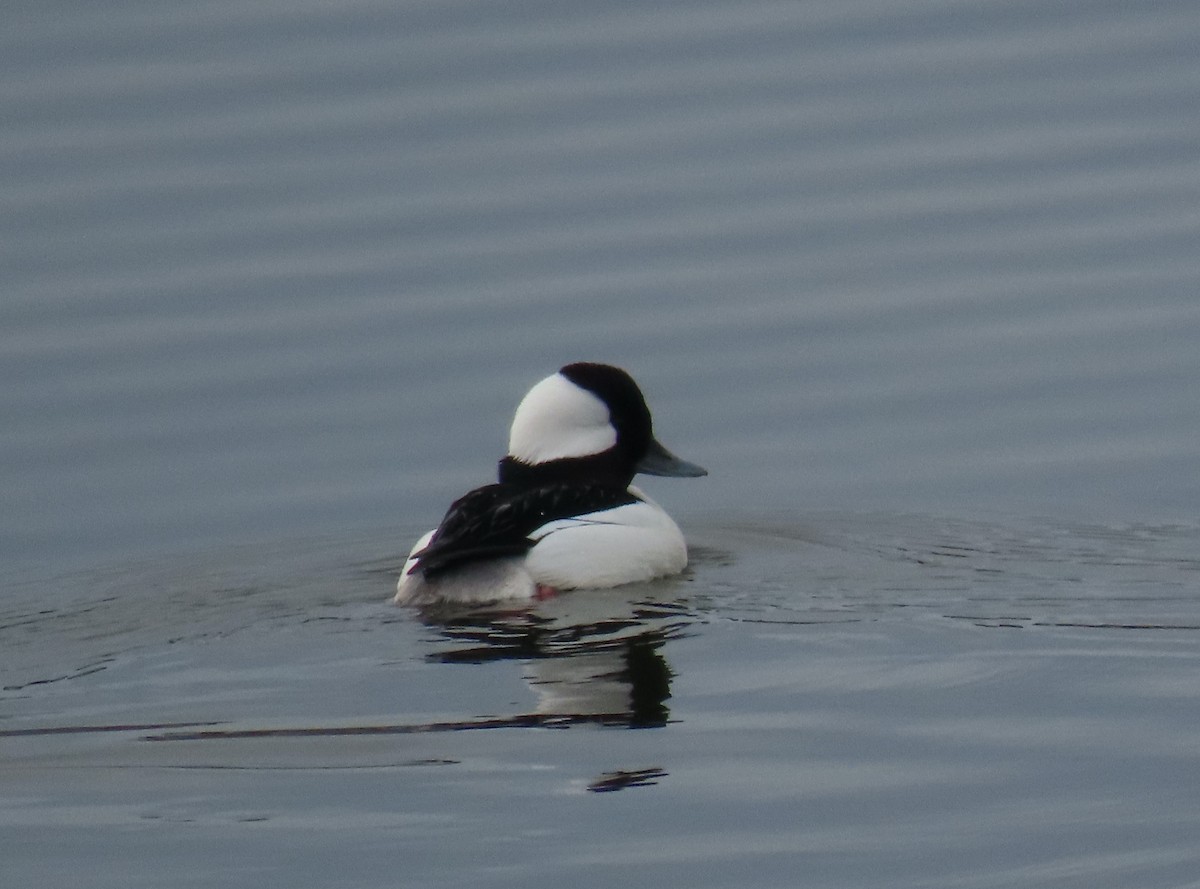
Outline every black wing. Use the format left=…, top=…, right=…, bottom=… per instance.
left=412, top=482, right=639, bottom=578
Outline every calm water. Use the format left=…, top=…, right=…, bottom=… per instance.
left=3, top=1, right=1200, bottom=886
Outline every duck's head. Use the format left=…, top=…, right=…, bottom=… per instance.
left=498, top=362, right=707, bottom=487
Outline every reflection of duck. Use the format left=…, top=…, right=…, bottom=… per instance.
left=523, top=636, right=673, bottom=728
left=396, top=363, right=706, bottom=606
left=419, top=586, right=696, bottom=729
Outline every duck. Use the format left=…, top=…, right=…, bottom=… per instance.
left=395, top=362, right=706, bottom=605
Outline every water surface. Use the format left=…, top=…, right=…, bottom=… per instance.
left=3, top=1, right=1200, bottom=886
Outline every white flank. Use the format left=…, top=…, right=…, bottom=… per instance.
left=524, top=494, right=687, bottom=590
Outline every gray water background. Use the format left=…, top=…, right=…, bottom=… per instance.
left=3, top=2, right=1200, bottom=887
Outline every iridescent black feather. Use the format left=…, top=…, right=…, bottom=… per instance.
left=412, top=482, right=639, bottom=577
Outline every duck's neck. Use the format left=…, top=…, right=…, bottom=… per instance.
left=498, top=454, right=634, bottom=489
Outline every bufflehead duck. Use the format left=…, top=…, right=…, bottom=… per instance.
left=395, top=362, right=706, bottom=605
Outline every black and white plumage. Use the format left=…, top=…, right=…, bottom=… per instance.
left=407, top=481, right=639, bottom=578
left=395, top=362, right=706, bottom=605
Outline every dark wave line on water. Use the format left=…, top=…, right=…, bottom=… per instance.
left=1032, top=621, right=1200, bottom=631
left=2, top=657, right=116, bottom=691
left=141, top=712, right=652, bottom=741
left=0, top=713, right=663, bottom=742
left=0, top=720, right=222, bottom=738
left=587, top=767, right=667, bottom=793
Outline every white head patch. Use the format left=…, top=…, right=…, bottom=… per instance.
left=507, top=372, right=617, bottom=464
